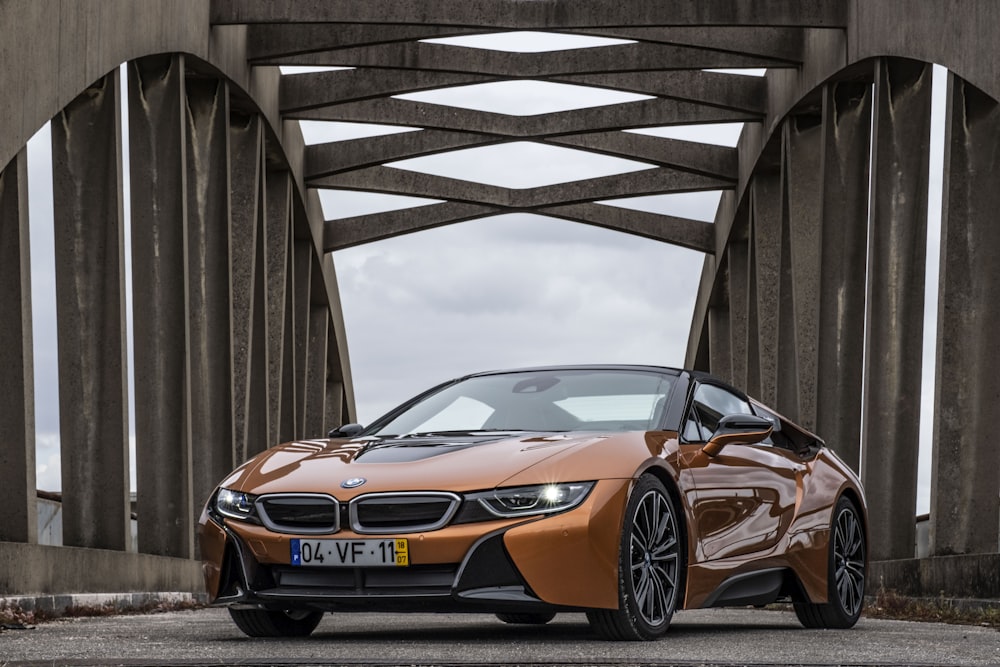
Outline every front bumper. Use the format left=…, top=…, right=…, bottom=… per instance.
left=198, top=478, right=630, bottom=613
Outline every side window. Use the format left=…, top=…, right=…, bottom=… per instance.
left=683, top=383, right=753, bottom=442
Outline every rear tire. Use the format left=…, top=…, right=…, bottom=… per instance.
left=495, top=612, right=556, bottom=625
left=587, top=475, right=684, bottom=641
left=228, top=608, right=324, bottom=637
left=794, top=497, right=866, bottom=629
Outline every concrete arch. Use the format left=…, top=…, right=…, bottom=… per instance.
left=686, top=2, right=1000, bottom=597
left=0, top=0, right=352, bottom=594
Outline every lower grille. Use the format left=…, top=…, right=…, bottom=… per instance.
left=271, top=564, right=458, bottom=594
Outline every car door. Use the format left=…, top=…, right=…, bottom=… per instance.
left=680, top=382, right=805, bottom=562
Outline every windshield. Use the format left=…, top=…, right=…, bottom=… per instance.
left=372, top=369, right=676, bottom=437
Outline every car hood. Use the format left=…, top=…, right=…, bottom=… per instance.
left=220, top=432, right=613, bottom=498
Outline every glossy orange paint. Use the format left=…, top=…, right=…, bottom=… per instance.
left=503, top=478, right=630, bottom=609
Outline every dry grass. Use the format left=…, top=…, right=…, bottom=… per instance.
left=865, top=588, right=1000, bottom=630
left=0, top=597, right=204, bottom=628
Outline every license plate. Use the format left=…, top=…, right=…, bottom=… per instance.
left=290, top=538, right=408, bottom=567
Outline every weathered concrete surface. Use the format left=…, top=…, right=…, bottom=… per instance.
left=871, top=553, right=1000, bottom=599
left=0, top=150, right=36, bottom=545
left=0, top=543, right=202, bottom=596
left=51, top=69, right=131, bottom=553
left=2, top=607, right=998, bottom=666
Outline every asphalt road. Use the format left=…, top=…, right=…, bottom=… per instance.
left=1, top=606, right=996, bottom=666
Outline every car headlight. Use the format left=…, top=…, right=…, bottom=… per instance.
left=467, top=482, right=595, bottom=518
left=215, top=487, right=259, bottom=521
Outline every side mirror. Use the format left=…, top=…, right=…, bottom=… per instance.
left=702, top=414, right=773, bottom=457
left=328, top=423, right=365, bottom=438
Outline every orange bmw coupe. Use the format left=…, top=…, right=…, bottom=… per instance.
left=199, top=365, right=867, bottom=640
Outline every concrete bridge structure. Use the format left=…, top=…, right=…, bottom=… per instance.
left=1, top=0, right=998, bottom=604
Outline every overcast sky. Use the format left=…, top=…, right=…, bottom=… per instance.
left=23, top=34, right=945, bottom=515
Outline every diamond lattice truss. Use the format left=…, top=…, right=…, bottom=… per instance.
left=213, top=0, right=841, bottom=253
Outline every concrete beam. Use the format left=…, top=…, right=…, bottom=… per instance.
left=306, top=131, right=736, bottom=182
left=815, top=81, right=871, bottom=472
left=304, top=303, right=329, bottom=437
left=728, top=238, right=750, bottom=390
left=862, top=58, right=932, bottom=562
left=305, top=131, right=501, bottom=180
left=751, top=170, right=782, bottom=407
left=312, top=167, right=730, bottom=209
left=0, top=149, right=36, bottom=544
left=557, top=70, right=766, bottom=114
left=783, top=113, right=823, bottom=431
left=292, top=243, right=312, bottom=437
left=265, top=40, right=792, bottom=73
left=229, top=112, right=262, bottom=463
left=246, top=23, right=475, bottom=61
left=211, top=0, right=847, bottom=28
left=185, top=76, right=235, bottom=522
left=287, top=96, right=760, bottom=135
left=930, top=74, right=1000, bottom=556
left=546, top=133, right=737, bottom=181
left=325, top=202, right=495, bottom=251
left=582, top=26, right=807, bottom=63
left=540, top=203, right=715, bottom=253
left=264, top=170, right=291, bottom=446
left=280, top=69, right=491, bottom=112
left=246, top=158, right=270, bottom=457
left=129, top=55, right=194, bottom=559
left=51, top=70, right=130, bottom=552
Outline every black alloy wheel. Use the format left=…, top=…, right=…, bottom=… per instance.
left=587, top=475, right=684, bottom=641
left=794, top=496, right=866, bottom=629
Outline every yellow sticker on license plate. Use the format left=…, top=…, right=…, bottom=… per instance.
left=291, top=538, right=408, bottom=567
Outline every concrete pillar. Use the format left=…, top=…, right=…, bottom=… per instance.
left=279, top=233, right=296, bottom=443
left=51, top=70, right=130, bottom=551
left=247, top=161, right=270, bottom=456
left=775, top=135, right=800, bottom=422
left=708, top=262, right=732, bottom=384
left=751, top=169, right=782, bottom=407
left=265, top=170, right=291, bottom=445
left=784, top=113, right=823, bottom=431
left=229, top=112, right=262, bottom=463
left=862, top=58, right=932, bottom=561
left=815, top=81, right=872, bottom=471
left=930, top=74, right=1000, bottom=556
left=745, top=215, right=761, bottom=400
left=128, top=55, right=194, bottom=559
left=185, top=76, right=234, bottom=517
left=292, top=242, right=312, bottom=437
left=728, top=237, right=749, bottom=390
left=305, top=303, right=329, bottom=437
left=325, top=377, right=345, bottom=429
left=0, top=149, right=37, bottom=544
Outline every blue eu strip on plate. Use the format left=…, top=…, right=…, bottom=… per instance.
left=290, top=538, right=301, bottom=566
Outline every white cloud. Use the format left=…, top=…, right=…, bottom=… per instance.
left=421, top=31, right=635, bottom=53
left=334, top=214, right=703, bottom=423
left=386, top=141, right=655, bottom=189
left=395, top=80, right=653, bottom=116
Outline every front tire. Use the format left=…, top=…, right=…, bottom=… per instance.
left=587, top=475, right=684, bottom=641
left=228, top=608, right=323, bottom=637
left=794, top=497, right=866, bottom=629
